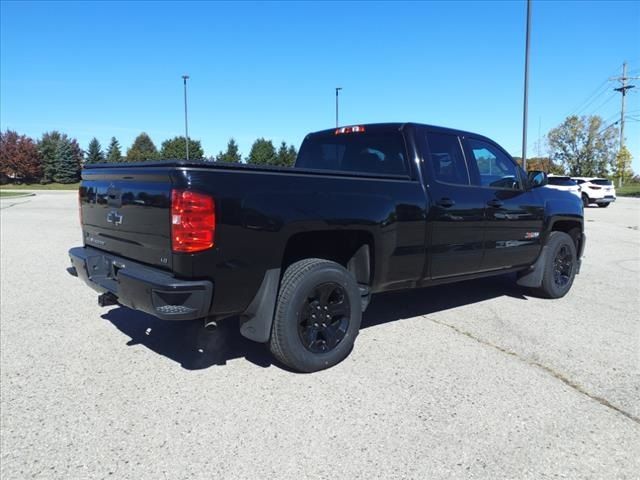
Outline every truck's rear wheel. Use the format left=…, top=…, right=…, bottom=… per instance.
left=536, top=231, right=577, bottom=299
left=269, top=258, right=362, bottom=372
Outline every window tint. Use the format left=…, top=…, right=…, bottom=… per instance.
left=426, top=132, right=469, bottom=185
left=467, top=139, right=521, bottom=189
left=548, top=177, right=577, bottom=186
left=591, top=178, right=612, bottom=186
left=296, top=132, right=407, bottom=175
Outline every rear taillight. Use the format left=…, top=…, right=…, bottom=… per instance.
left=171, top=189, right=216, bottom=253
left=589, top=185, right=602, bottom=190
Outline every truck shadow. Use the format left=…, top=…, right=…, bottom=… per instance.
left=101, top=273, right=528, bottom=371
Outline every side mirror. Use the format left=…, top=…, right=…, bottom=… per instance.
left=528, top=170, right=548, bottom=188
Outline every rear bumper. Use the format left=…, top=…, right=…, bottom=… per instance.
left=594, top=196, right=616, bottom=204
left=68, top=246, right=213, bottom=321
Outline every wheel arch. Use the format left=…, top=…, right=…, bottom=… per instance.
left=239, top=229, right=374, bottom=343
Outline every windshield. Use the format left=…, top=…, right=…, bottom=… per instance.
left=591, top=179, right=612, bottom=186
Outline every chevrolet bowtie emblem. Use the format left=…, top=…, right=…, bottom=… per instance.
left=107, top=210, right=123, bottom=226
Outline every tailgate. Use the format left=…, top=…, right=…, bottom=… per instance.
left=80, top=168, right=173, bottom=269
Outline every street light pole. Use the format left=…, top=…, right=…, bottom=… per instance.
left=182, top=75, right=190, bottom=161
left=521, top=0, right=531, bottom=172
left=335, top=87, right=342, bottom=127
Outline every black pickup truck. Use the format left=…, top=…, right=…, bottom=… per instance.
left=68, top=123, right=585, bottom=372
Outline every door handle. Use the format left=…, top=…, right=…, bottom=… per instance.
left=436, top=198, right=455, bottom=208
left=487, top=199, right=504, bottom=208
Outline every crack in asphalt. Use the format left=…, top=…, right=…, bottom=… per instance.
left=424, top=315, right=640, bottom=425
left=0, top=199, right=31, bottom=210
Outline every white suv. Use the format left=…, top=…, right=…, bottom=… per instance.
left=572, top=177, right=616, bottom=208
left=545, top=175, right=581, bottom=199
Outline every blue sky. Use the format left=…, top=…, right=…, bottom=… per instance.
left=1, top=1, right=639, bottom=170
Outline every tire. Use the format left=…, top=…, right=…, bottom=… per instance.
left=582, top=194, right=590, bottom=207
left=536, top=231, right=577, bottom=299
left=269, top=258, right=362, bottom=373
left=597, top=203, right=610, bottom=208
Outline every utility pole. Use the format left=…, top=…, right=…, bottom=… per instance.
left=335, top=87, right=342, bottom=127
left=521, top=0, right=532, bottom=171
left=182, top=75, right=190, bottom=161
left=610, top=62, right=639, bottom=186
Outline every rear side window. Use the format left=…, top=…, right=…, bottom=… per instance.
left=591, top=178, right=612, bottom=186
left=425, top=132, right=469, bottom=185
left=548, top=177, right=577, bottom=186
left=466, top=138, right=522, bottom=190
left=296, top=132, right=408, bottom=175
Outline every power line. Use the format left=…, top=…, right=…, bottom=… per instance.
left=564, top=79, right=610, bottom=118
left=585, top=93, right=617, bottom=117
left=563, top=65, right=623, bottom=119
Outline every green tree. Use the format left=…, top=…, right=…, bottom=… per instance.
left=126, top=133, right=158, bottom=162
left=514, top=156, right=566, bottom=175
left=85, top=137, right=104, bottom=164
left=53, top=137, right=81, bottom=183
left=614, top=146, right=634, bottom=187
left=274, top=141, right=297, bottom=167
left=287, top=145, right=297, bottom=165
left=547, top=115, right=617, bottom=177
left=159, top=136, right=204, bottom=160
left=246, top=138, right=276, bottom=165
left=105, top=137, right=123, bottom=163
left=216, top=138, right=242, bottom=163
left=38, top=131, right=62, bottom=183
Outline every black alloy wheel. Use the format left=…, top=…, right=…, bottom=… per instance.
left=552, top=244, right=573, bottom=288
left=269, top=258, right=362, bottom=372
left=298, top=282, right=350, bottom=353
left=535, top=231, right=578, bottom=299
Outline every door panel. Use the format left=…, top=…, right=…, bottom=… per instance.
left=483, top=189, right=545, bottom=269
left=421, top=131, right=486, bottom=279
left=426, top=186, right=487, bottom=278
left=463, top=137, right=545, bottom=271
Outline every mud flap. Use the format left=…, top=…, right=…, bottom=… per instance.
left=516, top=245, right=549, bottom=288
left=239, top=269, right=281, bottom=343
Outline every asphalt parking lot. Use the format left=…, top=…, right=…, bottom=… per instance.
left=1, top=191, right=639, bottom=479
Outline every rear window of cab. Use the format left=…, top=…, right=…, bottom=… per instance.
left=548, top=177, right=577, bottom=186
left=296, top=131, right=408, bottom=175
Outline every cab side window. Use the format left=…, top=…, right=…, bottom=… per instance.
left=466, top=138, right=522, bottom=190
left=426, top=132, right=470, bottom=185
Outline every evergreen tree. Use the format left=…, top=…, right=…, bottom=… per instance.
left=287, top=145, right=298, bottom=166
left=53, top=137, right=80, bottom=183
left=126, top=133, right=158, bottom=162
left=85, top=137, right=104, bottom=164
left=106, top=137, right=123, bottom=163
left=159, top=136, right=204, bottom=160
left=38, top=131, right=62, bottom=183
left=246, top=138, right=276, bottom=165
left=216, top=138, right=242, bottom=163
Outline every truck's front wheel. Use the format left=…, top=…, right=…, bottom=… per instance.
left=536, top=231, right=577, bottom=299
left=269, top=258, right=362, bottom=372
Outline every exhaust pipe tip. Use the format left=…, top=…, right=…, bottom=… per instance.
left=204, top=319, right=218, bottom=332
left=98, top=292, right=118, bottom=307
